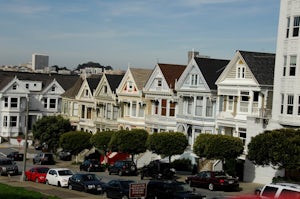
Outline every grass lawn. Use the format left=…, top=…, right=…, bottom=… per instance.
left=0, top=183, right=60, bottom=199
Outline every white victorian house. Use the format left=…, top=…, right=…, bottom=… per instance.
left=116, top=68, right=152, bottom=130
left=176, top=55, right=229, bottom=147
left=94, top=73, right=124, bottom=132
left=143, top=63, right=186, bottom=133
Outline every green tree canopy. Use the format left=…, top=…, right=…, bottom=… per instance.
left=147, top=132, right=188, bottom=162
left=193, top=134, right=244, bottom=160
left=108, top=129, right=148, bottom=160
left=59, top=131, right=92, bottom=155
left=32, top=115, right=72, bottom=152
left=248, top=128, right=300, bottom=169
left=90, top=131, right=115, bottom=153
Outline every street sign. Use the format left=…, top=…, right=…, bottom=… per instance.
left=17, top=136, right=22, bottom=143
left=129, top=183, right=147, bottom=198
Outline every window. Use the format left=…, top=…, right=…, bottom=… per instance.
left=228, top=96, right=234, bottom=111
left=127, top=81, right=133, bottom=92
left=85, top=89, right=89, bottom=96
left=206, top=98, right=213, bottom=117
left=157, top=79, right=162, bottom=87
left=81, top=105, right=85, bottom=118
left=161, top=99, right=167, bottom=116
left=283, top=55, right=287, bottom=76
left=195, top=96, right=203, bottom=116
left=113, top=106, right=118, bottom=120
left=4, top=97, right=8, bottom=107
left=10, top=98, right=18, bottom=108
left=191, top=74, right=198, bottom=86
left=103, top=86, right=108, bottom=94
left=12, top=84, right=17, bottom=90
left=73, top=103, right=78, bottom=116
left=10, top=116, right=17, bottom=127
left=289, top=55, right=296, bottom=76
left=51, top=86, right=55, bottom=91
left=281, top=94, right=284, bottom=114
left=87, top=107, right=92, bottom=119
left=187, top=97, right=193, bottom=115
left=238, top=128, right=247, bottom=145
left=240, top=92, right=249, bottom=112
left=287, top=95, right=294, bottom=114
left=293, top=16, right=300, bottom=37
left=169, top=102, right=176, bottom=117
left=44, top=98, right=48, bottom=108
left=3, top=116, right=7, bottom=127
left=298, top=96, right=300, bottom=115
left=26, top=84, right=29, bottom=89
left=49, top=99, right=56, bottom=109
left=132, top=102, right=137, bottom=117
left=286, top=17, right=290, bottom=38
left=138, top=103, right=144, bottom=117
left=237, top=66, right=245, bottom=78
left=154, top=101, right=159, bottom=115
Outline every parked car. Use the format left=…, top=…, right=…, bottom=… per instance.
left=185, top=170, right=239, bottom=191
left=58, top=150, right=72, bottom=161
left=6, top=151, right=24, bottom=161
left=33, top=152, right=55, bottom=165
left=68, top=173, right=105, bottom=194
left=80, top=159, right=105, bottom=172
left=0, top=158, right=19, bottom=175
left=108, top=160, right=137, bottom=176
left=258, top=182, right=300, bottom=199
left=25, top=166, right=49, bottom=183
left=147, top=180, right=206, bottom=199
left=104, top=179, right=135, bottom=199
left=140, top=159, right=176, bottom=180
left=45, top=168, right=73, bottom=187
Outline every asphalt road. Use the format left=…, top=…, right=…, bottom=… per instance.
left=0, top=145, right=262, bottom=199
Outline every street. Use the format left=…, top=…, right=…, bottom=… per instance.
left=0, top=145, right=258, bottom=199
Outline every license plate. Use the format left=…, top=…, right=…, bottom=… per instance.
left=228, top=180, right=234, bottom=184
left=95, top=165, right=98, bottom=167
left=8, top=171, right=14, bottom=174
left=97, top=187, right=102, bottom=191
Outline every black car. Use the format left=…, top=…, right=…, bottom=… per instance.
left=108, top=160, right=137, bottom=176
left=140, top=160, right=176, bottom=180
left=33, top=152, right=55, bottom=165
left=104, top=179, right=135, bottom=199
left=146, top=180, right=206, bottom=199
left=80, top=159, right=105, bottom=172
left=68, top=173, right=105, bottom=194
left=58, top=150, right=72, bottom=161
left=6, top=151, right=24, bottom=161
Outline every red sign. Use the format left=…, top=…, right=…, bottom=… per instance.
left=17, top=137, right=22, bottom=143
left=129, top=183, right=147, bottom=198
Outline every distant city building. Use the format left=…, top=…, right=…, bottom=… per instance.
left=32, top=53, right=49, bottom=71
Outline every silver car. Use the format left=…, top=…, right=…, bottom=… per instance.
left=0, top=158, right=19, bottom=175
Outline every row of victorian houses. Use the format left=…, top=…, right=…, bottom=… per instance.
left=0, top=49, right=279, bottom=183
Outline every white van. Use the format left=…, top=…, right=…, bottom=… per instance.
left=259, top=182, right=300, bottom=199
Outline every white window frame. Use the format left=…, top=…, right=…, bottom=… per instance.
left=287, top=95, right=294, bottom=115
left=195, top=96, right=203, bottom=116
left=289, top=55, right=297, bottom=76
left=293, top=16, right=300, bottom=37
left=190, top=74, right=198, bottom=86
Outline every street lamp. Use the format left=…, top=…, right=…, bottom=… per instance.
left=20, top=97, right=29, bottom=181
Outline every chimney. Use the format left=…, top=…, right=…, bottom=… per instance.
left=188, top=50, right=199, bottom=63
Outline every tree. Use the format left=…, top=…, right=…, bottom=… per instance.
left=90, top=131, right=115, bottom=153
left=248, top=128, right=300, bottom=170
left=193, top=134, right=244, bottom=161
left=59, top=131, right=93, bottom=162
left=108, top=129, right=148, bottom=161
left=32, top=115, right=72, bottom=153
left=147, top=132, right=188, bottom=162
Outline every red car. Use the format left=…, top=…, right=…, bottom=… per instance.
left=25, top=166, right=49, bottom=183
left=185, top=170, right=239, bottom=191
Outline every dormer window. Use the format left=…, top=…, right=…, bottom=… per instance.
left=85, top=89, right=89, bottom=97
left=26, top=84, right=29, bottom=89
left=103, top=86, right=108, bottom=94
left=237, top=66, right=245, bottom=78
left=12, top=84, right=17, bottom=90
left=127, top=81, right=133, bottom=92
left=157, top=79, right=162, bottom=87
left=51, top=86, right=55, bottom=91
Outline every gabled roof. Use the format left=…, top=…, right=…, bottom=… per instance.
left=194, top=57, right=230, bottom=90
left=0, top=70, right=79, bottom=91
left=239, top=50, right=275, bottom=85
left=158, top=63, right=186, bottom=89
left=61, top=77, right=84, bottom=98
left=86, top=75, right=102, bottom=94
left=130, top=68, right=152, bottom=90
left=105, top=74, right=124, bottom=93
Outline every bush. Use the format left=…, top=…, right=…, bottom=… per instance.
left=172, top=158, right=192, bottom=171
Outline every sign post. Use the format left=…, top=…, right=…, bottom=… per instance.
left=129, top=183, right=147, bottom=199
left=17, top=136, right=22, bottom=150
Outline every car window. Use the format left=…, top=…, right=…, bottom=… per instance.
left=37, top=167, right=49, bottom=173
left=82, top=174, right=98, bottom=181
left=58, top=170, right=73, bottom=176
left=214, top=171, right=227, bottom=177
left=278, top=189, right=300, bottom=199
left=261, top=186, right=278, bottom=198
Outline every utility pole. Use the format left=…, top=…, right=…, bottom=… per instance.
left=20, top=97, right=29, bottom=181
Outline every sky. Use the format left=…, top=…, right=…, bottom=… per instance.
left=0, top=0, right=280, bottom=70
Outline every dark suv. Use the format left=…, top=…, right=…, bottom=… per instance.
left=140, top=160, right=176, bottom=180
left=0, top=158, right=19, bottom=175
left=80, top=159, right=105, bottom=172
left=33, top=152, right=55, bottom=165
left=108, top=160, right=137, bottom=176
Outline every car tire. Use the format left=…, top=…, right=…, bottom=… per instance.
left=141, top=174, right=144, bottom=180
left=25, top=175, right=28, bottom=181
left=46, top=180, right=49, bottom=185
left=189, top=180, right=193, bottom=187
left=68, top=184, right=72, bottom=190
left=121, top=195, right=128, bottom=199
left=35, top=178, right=39, bottom=183
left=58, top=181, right=61, bottom=187
left=208, top=183, right=214, bottom=191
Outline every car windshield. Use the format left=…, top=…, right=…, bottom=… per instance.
left=36, top=168, right=49, bottom=173
left=82, top=174, right=100, bottom=181
left=174, top=183, right=193, bottom=192
left=0, top=160, right=13, bottom=165
left=58, top=170, right=73, bottom=176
